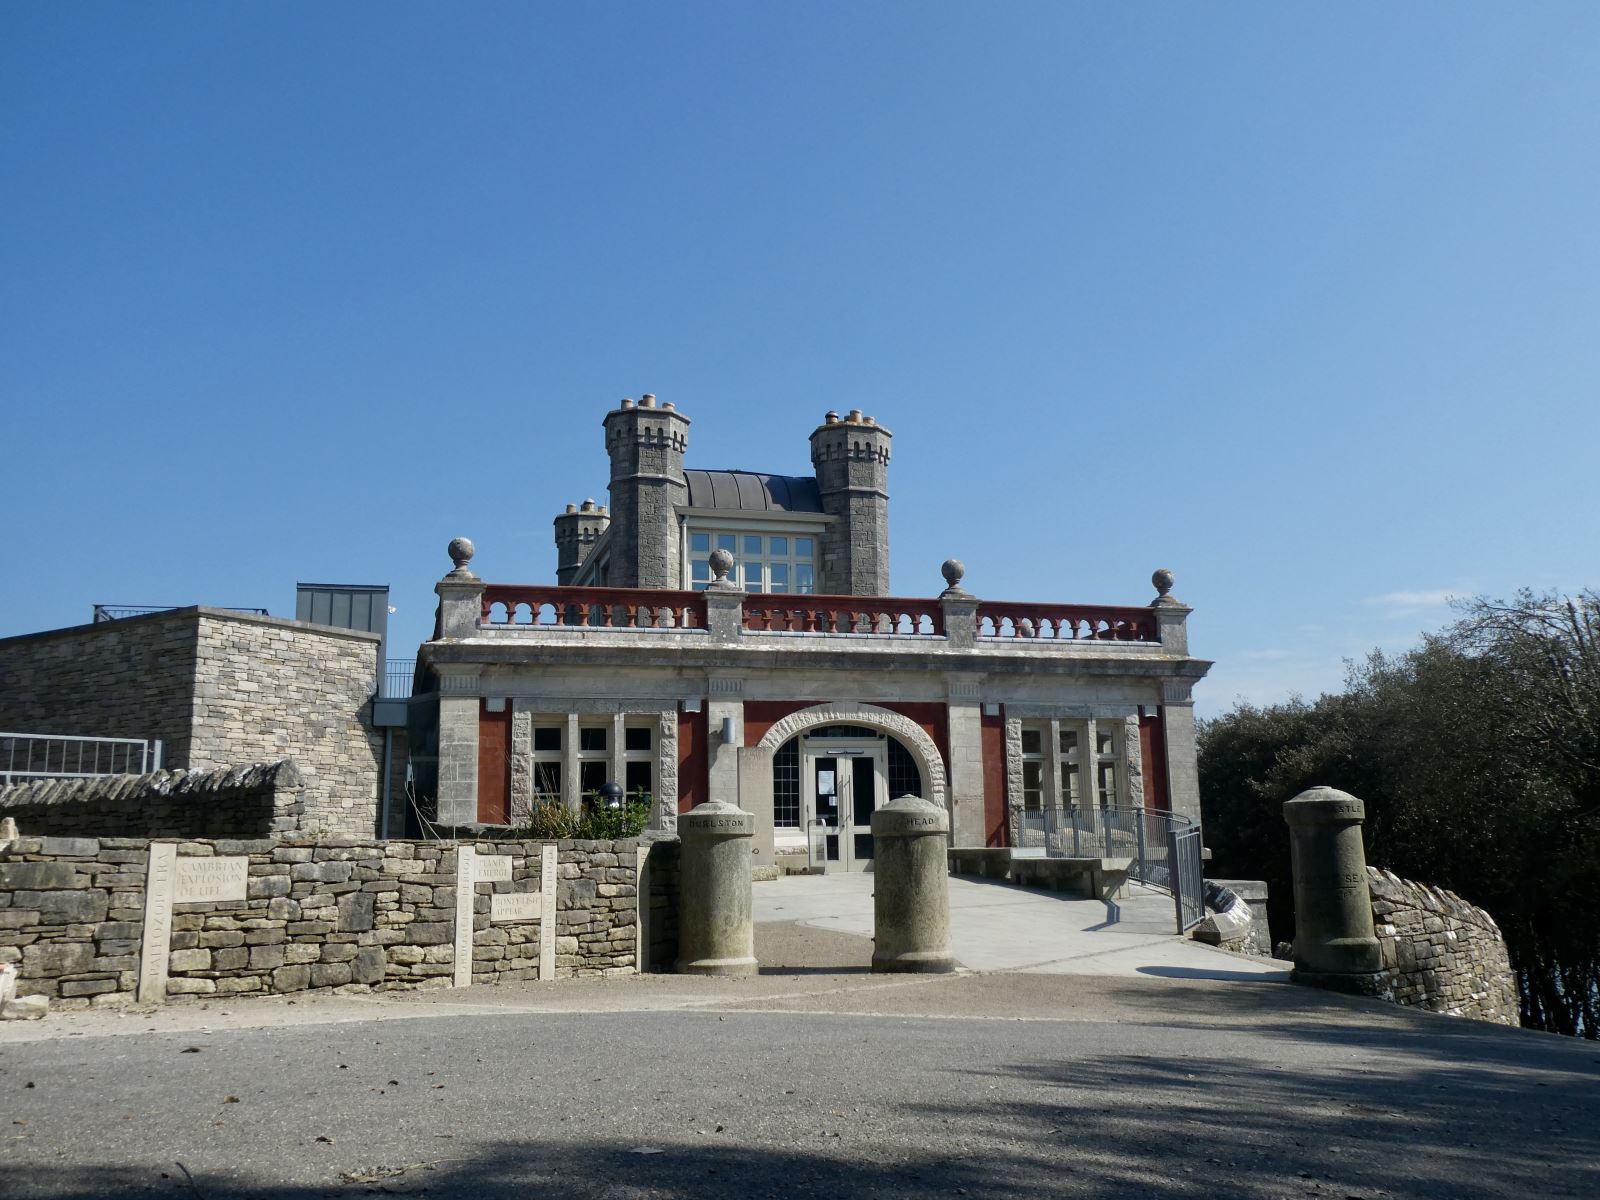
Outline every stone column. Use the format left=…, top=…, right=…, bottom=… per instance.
left=562, top=712, right=581, bottom=814
left=610, top=712, right=627, bottom=791
left=1283, top=787, right=1381, bottom=977
left=436, top=690, right=479, bottom=828
left=706, top=665, right=744, bottom=808
left=676, top=800, right=757, bottom=976
left=870, top=795, right=955, bottom=973
left=737, top=746, right=777, bottom=880
left=944, top=673, right=986, bottom=848
left=1158, top=684, right=1202, bottom=827
left=1082, top=716, right=1099, bottom=808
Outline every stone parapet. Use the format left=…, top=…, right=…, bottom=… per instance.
left=0, top=761, right=305, bottom=839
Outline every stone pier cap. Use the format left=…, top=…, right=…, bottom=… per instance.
left=871, top=794, right=950, bottom=838
left=679, top=799, right=755, bottom=840
left=1283, top=786, right=1366, bottom=827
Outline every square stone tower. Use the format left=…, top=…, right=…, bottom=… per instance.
left=809, top=409, right=892, bottom=596
left=602, top=395, right=690, bottom=589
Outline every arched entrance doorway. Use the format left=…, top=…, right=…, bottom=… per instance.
left=773, top=725, right=922, bottom=869
left=756, top=703, right=948, bottom=872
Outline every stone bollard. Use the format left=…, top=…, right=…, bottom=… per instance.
left=676, top=799, right=758, bottom=976
left=1283, top=786, right=1381, bottom=977
left=870, top=795, right=956, bottom=973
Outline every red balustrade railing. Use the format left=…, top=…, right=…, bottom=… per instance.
left=977, top=601, right=1158, bottom=643
left=743, top=594, right=945, bottom=636
left=477, top=585, right=1159, bottom=644
left=481, top=585, right=706, bottom=630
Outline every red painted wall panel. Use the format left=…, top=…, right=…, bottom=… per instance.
left=477, top=702, right=511, bottom=825
left=981, top=710, right=1007, bottom=846
left=1140, top=711, right=1170, bottom=812
left=677, top=708, right=707, bottom=813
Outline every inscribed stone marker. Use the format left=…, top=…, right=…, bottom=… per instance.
left=138, top=844, right=177, bottom=1003
left=475, top=854, right=513, bottom=882
left=539, top=844, right=557, bottom=980
left=490, top=891, right=540, bottom=922
left=453, top=845, right=476, bottom=988
left=174, top=856, right=248, bottom=903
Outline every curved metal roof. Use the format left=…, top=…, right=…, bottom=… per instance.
left=682, top=470, right=822, bottom=513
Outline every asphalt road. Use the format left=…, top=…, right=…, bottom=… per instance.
left=3, top=924, right=1597, bottom=1200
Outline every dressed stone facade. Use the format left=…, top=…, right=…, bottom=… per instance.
left=415, top=399, right=1213, bottom=873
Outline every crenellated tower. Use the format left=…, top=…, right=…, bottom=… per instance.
left=552, top=498, right=610, bottom=585
left=809, top=408, right=892, bottom=595
left=602, top=394, right=690, bottom=588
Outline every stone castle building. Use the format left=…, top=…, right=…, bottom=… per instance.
left=415, top=397, right=1212, bottom=872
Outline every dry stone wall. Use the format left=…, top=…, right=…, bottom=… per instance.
left=1367, top=867, right=1520, bottom=1026
left=0, top=762, right=305, bottom=839
left=0, top=833, right=666, bottom=1008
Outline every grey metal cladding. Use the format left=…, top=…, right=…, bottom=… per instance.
left=682, top=470, right=823, bottom=513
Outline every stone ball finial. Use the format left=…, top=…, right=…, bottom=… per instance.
left=941, top=559, right=965, bottom=589
left=446, top=537, right=478, bottom=580
left=1152, top=568, right=1175, bottom=598
left=708, top=548, right=734, bottom=581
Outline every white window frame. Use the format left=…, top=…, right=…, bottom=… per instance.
left=622, top=719, right=655, bottom=800
left=679, top=513, right=827, bottom=594
left=531, top=723, right=564, bottom=804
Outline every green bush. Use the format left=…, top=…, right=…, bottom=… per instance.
left=509, top=794, right=652, bottom=841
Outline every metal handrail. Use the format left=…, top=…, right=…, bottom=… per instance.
left=383, top=660, right=416, bottom=699
left=1015, top=804, right=1193, bottom=885
left=0, top=732, right=164, bottom=784
left=93, top=604, right=270, bottom=623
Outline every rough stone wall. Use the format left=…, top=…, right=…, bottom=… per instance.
left=188, top=614, right=382, bottom=838
left=0, top=834, right=660, bottom=1007
left=1367, top=867, right=1520, bottom=1025
left=0, top=762, right=305, bottom=839
left=0, top=612, right=198, bottom=768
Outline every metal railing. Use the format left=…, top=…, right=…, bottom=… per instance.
left=383, top=659, right=416, bottom=699
left=93, top=605, right=270, bottom=623
left=1169, top=825, right=1205, bottom=932
left=0, top=732, right=164, bottom=784
left=1015, top=804, right=1206, bottom=929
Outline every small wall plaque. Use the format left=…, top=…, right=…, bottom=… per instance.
left=173, top=856, right=249, bottom=903
left=476, top=855, right=513, bottom=882
left=490, top=891, right=542, bottom=923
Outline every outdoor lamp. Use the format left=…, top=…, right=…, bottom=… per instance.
left=598, top=781, right=624, bottom=810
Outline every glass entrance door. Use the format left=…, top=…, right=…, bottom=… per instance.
left=804, top=739, right=887, bottom=871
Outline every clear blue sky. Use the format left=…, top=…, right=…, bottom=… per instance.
left=3, top=3, right=1596, bottom=716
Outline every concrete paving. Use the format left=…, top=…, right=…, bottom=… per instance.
left=755, top=871, right=1291, bottom=979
